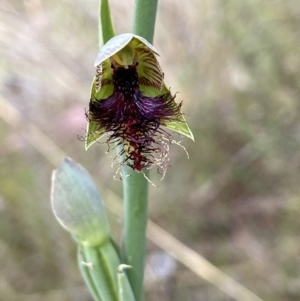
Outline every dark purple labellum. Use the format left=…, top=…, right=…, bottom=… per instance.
left=87, top=64, right=182, bottom=172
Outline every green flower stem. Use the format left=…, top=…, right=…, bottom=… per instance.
left=121, top=2, right=159, bottom=301
left=132, top=0, right=158, bottom=43
left=121, top=166, right=149, bottom=301
left=97, top=1, right=158, bottom=300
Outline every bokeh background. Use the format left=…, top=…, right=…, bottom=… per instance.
left=1, top=0, right=300, bottom=300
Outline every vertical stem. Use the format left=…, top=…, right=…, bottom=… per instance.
left=132, top=0, right=158, bottom=43
left=121, top=166, right=149, bottom=301
left=122, top=1, right=159, bottom=301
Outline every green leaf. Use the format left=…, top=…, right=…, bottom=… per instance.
left=79, top=241, right=120, bottom=301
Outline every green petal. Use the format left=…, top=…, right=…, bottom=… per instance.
left=94, top=59, right=113, bottom=94
left=85, top=60, right=114, bottom=150
left=133, top=39, right=164, bottom=94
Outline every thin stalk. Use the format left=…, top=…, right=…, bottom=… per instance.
left=121, top=166, right=149, bottom=301
left=132, top=0, right=158, bottom=43
left=121, top=2, right=159, bottom=301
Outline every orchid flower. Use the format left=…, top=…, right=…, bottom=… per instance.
left=86, top=33, right=193, bottom=172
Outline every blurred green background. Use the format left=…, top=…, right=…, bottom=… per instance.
left=1, top=0, right=300, bottom=300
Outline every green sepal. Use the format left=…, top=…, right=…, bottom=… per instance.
left=164, top=116, right=194, bottom=141
left=94, top=34, right=160, bottom=67
left=156, top=84, right=194, bottom=141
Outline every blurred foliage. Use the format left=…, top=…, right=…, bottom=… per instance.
left=1, top=0, right=300, bottom=300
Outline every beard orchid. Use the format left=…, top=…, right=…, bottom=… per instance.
left=85, top=33, right=193, bottom=173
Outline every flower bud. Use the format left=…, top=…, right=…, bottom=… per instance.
left=51, top=158, right=110, bottom=247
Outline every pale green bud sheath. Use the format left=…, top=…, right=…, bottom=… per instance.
left=51, top=158, right=110, bottom=247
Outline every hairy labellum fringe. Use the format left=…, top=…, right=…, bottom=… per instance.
left=87, top=89, right=183, bottom=172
